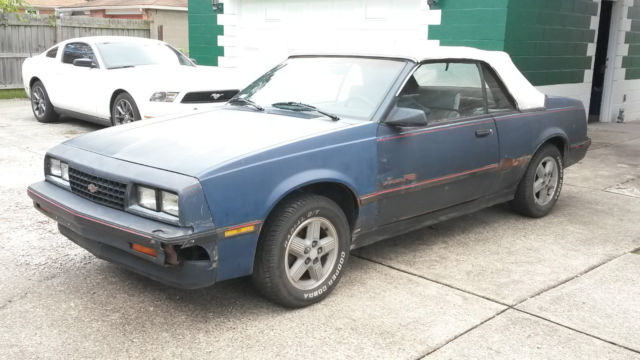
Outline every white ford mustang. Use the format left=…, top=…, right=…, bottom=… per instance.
left=22, top=36, right=240, bottom=126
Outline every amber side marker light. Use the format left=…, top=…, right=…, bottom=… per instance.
left=224, top=225, right=255, bottom=238
left=131, top=243, right=157, bottom=257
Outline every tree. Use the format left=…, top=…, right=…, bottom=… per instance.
left=0, top=0, right=29, bottom=14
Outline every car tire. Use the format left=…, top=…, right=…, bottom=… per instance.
left=111, top=92, right=141, bottom=126
left=30, top=81, right=59, bottom=123
left=511, top=144, right=564, bottom=218
left=252, top=194, right=350, bottom=308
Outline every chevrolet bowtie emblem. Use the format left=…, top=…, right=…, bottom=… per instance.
left=87, top=183, right=98, bottom=193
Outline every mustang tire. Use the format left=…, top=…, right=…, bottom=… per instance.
left=30, top=81, right=59, bottom=123
left=511, top=144, right=564, bottom=218
left=252, top=194, right=350, bottom=308
left=111, top=92, right=141, bottom=126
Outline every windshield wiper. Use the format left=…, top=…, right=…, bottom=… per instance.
left=271, top=102, right=340, bottom=121
left=228, top=97, right=265, bottom=111
left=109, top=65, right=135, bottom=70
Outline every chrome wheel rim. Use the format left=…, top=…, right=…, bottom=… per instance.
left=114, top=99, right=135, bottom=125
left=285, top=217, right=338, bottom=290
left=32, top=87, right=46, bottom=117
left=533, top=156, right=559, bottom=206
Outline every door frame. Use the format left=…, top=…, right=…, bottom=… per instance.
left=600, top=0, right=624, bottom=122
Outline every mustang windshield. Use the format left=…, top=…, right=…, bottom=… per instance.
left=97, top=42, right=194, bottom=69
left=236, top=57, right=406, bottom=120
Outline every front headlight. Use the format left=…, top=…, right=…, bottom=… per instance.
left=49, top=158, right=62, bottom=177
left=137, top=185, right=158, bottom=211
left=161, top=191, right=179, bottom=216
left=48, top=157, right=69, bottom=182
left=149, top=92, right=179, bottom=102
left=134, top=185, right=179, bottom=217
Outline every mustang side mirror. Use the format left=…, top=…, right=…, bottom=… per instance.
left=73, top=58, right=96, bottom=68
left=385, top=106, right=428, bottom=127
left=190, top=58, right=198, bottom=65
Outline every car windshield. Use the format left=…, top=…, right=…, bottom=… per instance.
left=96, top=42, right=193, bottom=69
left=235, top=57, right=407, bottom=120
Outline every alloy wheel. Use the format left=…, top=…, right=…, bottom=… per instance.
left=32, top=87, right=46, bottom=118
left=114, top=99, right=135, bottom=125
left=533, top=156, right=559, bottom=206
left=284, top=217, right=338, bottom=290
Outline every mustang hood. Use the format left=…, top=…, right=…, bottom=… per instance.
left=112, top=65, right=244, bottom=92
left=64, top=109, right=352, bottom=177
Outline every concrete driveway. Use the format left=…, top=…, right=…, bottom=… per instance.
left=1, top=99, right=639, bottom=359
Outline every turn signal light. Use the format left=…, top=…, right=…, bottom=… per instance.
left=131, top=243, right=157, bottom=257
left=224, top=225, right=255, bottom=238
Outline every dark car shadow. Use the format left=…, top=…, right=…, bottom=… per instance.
left=58, top=115, right=106, bottom=131
left=92, top=204, right=517, bottom=316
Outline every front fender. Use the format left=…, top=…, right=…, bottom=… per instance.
left=263, top=169, right=360, bottom=219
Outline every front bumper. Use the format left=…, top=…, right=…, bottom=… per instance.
left=28, top=181, right=218, bottom=289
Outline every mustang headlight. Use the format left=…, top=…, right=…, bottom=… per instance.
left=135, top=185, right=179, bottom=217
left=48, top=157, right=69, bottom=182
left=150, top=91, right=179, bottom=102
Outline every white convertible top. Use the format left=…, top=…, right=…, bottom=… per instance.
left=292, top=46, right=546, bottom=111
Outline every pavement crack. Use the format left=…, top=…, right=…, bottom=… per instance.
left=352, top=253, right=509, bottom=307
left=417, top=308, right=510, bottom=359
left=354, top=248, right=640, bottom=358
left=513, top=308, right=640, bottom=355
left=511, top=250, right=633, bottom=307
left=0, top=291, right=29, bottom=312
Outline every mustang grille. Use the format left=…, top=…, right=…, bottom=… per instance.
left=69, top=168, right=127, bottom=210
left=181, top=90, right=239, bottom=103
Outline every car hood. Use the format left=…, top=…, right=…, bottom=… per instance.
left=65, top=109, right=353, bottom=177
left=111, top=65, right=244, bottom=91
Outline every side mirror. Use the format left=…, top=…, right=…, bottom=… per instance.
left=73, top=58, right=96, bottom=68
left=190, top=58, right=198, bottom=65
left=385, top=106, right=428, bottom=127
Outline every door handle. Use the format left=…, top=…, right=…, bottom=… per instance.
left=475, top=128, right=493, bottom=137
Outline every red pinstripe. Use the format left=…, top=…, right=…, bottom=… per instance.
left=28, top=188, right=153, bottom=239
left=360, top=163, right=499, bottom=201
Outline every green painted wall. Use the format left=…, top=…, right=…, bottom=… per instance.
left=428, top=0, right=510, bottom=51
left=624, top=0, right=640, bottom=80
left=188, top=0, right=224, bottom=66
left=429, top=0, right=598, bottom=86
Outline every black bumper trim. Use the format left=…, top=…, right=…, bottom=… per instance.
left=59, top=224, right=216, bottom=289
left=28, top=182, right=219, bottom=289
left=566, top=137, right=591, bottom=167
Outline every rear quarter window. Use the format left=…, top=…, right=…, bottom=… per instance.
left=46, top=47, right=58, bottom=58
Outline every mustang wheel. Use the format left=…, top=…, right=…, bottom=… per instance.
left=511, top=144, right=563, bottom=218
left=30, top=81, right=59, bottom=123
left=111, top=93, right=141, bottom=126
left=252, top=194, right=350, bottom=308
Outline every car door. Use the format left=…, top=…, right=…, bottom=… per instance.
left=373, top=61, right=501, bottom=225
left=55, top=42, right=102, bottom=116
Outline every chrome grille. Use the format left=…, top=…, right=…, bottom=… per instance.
left=69, top=168, right=127, bottom=209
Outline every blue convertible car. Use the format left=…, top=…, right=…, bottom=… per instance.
left=28, top=47, right=590, bottom=307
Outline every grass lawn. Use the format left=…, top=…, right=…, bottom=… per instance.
left=0, top=89, right=27, bottom=99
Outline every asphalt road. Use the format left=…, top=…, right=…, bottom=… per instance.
left=1, top=99, right=639, bottom=359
